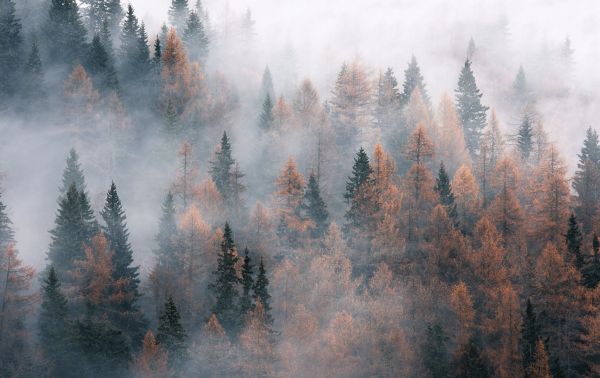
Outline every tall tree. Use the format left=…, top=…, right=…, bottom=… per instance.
left=344, top=147, right=373, bottom=203
left=239, top=248, right=254, bottom=319
left=300, top=173, right=330, bottom=238
left=157, top=295, right=187, bottom=369
left=169, top=0, right=189, bottom=30
left=22, top=36, right=45, bottom=101
left=85, top=34, right=119, bottom=93
left=565, top=213, right=584, bottom=271
left=119, top=5, right=149, bottom=85
left=59, top=149, right=86, bottom=195
left=583, top=234, right=600, bottom=288
left=517, top=111, right=534, bottom=161
left=210, top=132, right=244, bottom=210
left=400, top=55, right=430, bottom=107
left=0, top=0, right=22, bottom=101
left=572, top=127, right=600, bottom=233
left=183, top=10, right=209, bottom=62
left=454, top=338, right=491, bottom=378
left=253, top=256, right=272, bottom=325
left=374, top=67, right=401, bottom=131
left=422, top=323, right=449, bottom=378
left=521, top=299, right=540, bottom=377
left=0, top=190, right=14, bottom=254
left=455, top=59, right=489, bottom=157
left=434, top=162, right=458, bottom=222
left=258, top=93, right=274, bottom=130
left=43, top=0, right=87, bottom=68
left=259, top=66, right=275, bottom=104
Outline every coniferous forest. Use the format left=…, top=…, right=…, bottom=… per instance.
left=1, top=0, right=600, bottom=377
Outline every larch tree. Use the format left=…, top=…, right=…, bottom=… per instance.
left=293, top=78, right=322, bottom=130
left=436, top=93, right=470, bottom=174
left=275, top=157, right=307, bottom=247
left=449, top=282, right=475, bottom=348
left=487, top=157, right=522, bottom=245
left=455, top=59, right=489, bottom=157
left=452, top=165, right=480, bottom=234
left=133, top=330, right=168, bottom=378
left=272, top=96, right=293, bottom=130
left=172, top=141, right=199, bottom=208
left=528, top=339, right=552, bottom=378
left=63, top=65, right=100, bottom=126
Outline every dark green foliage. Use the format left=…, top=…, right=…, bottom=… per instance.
left=517, top=112, right=534, bottom=161
left=85, top=34, right=119, bottom=93
left=565, top=213, right=584, bottom=271
left=22, top=36, right=44, bottom=99
left=422, top=323, right=449, bottom=378
left=153, top=35, right=162, bottom=67
left=0, top=0, right=22, bottom=100
left=258, top=93, right=274, bottom=130
left=210, top=222, right=240, bottom=333
left=344, top=147, right=373, bottom=203
left=583, top=234, right=600, bottom=289
left=39, top=267, right=72, bottom=375
left=82, top=0, right=123, bottom=35
left=169, top=0, right=189, bottom=30
left=0, top=189, right=15, bottom=252
left=344, top=148, right=379, bottom=239
left=521, top=299, right=539, bottom=376
left=400, top=55, right=429, bottom=106
left=301, top=173, right=330, bottom=238
left=210, top=132, right=245, bottom=211
left=43, top=0, right=87, bottom=68
left=454, top=338, right=491, bottom=378
left=119, top=5, right=149, bottom=84
left=135, top=22, right=151, bottom=76
left=60, top=149, right=87, bottom=195
left=434, top=162, right=458, bottom=222
left=455, top=59, right=489, bottom=157
left=100, top=182, right=147, bottom=345
left=157, top=295, right=187, bottom=368
left=239, top=248, right=254, bottom=318
left=47, top=184, right=98, bottom=280
left=183, top=10, right=209, bottom=62
left=253, top=256, right=272, bottom=324
left=573, top=127, right=600, bottom=233
left=155, top=192, right=178, bottom=268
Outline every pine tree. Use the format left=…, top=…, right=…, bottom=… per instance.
left=44, top=0, right=87, bottom=68
left=119, top=4, right=148, bottom=83
left=60, top=149, right=87, bottom=195
left=210, top=132, right=235, bottom=199
left=239, top=248, right=254, bottom=319
left=85, top=34, right=119, bottom=93
left=434, top=162, right=458, bottom=222
left=0, top=0, right=22, bottom=100
left=135, top=22, right=151, bottom=77
left=22, top=36, right=44, bottom=100
left=301, top=173, right=330, bottom=238
left=565, top=213, right=584, bottom=271
left=100, top=182, right=147, bottom=345
left=253, top=256, right=272, bottom=325
left=344, top=147, right=373, bottom=203
left=153, top=36, right=162, bottom=67
left=422, top=323, right=449, bottom=378
left=521, top=299, right=540, bottom=376
left=81, top=0, right=123, bottom=35
left=157, top=295, right=187, bottom=369
left=517, top=111, right=534, bottom=161
left=155, top=192, right=178, bottom=268
left=573, top=127, right=600, bottom=233
left=169, top=0, right=189, bottom=30
left=259, top=66, right=275, bottom=104
left=455, top=59, right=489, bottom=157
left=400, top=55, right=430, bottom=107
left=258, top=93, right=274, bottom=130
left=583, top=234, right=600, bottom=288
left=210, top=222, right=240, bottom=333
left=39, top=267, right=72, bottom=375
left=183, top=10, right=209, bottom=62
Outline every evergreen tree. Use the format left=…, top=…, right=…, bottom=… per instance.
left=260, top=65, right=275, bottom=104
left=253, top=256, right=272, bottom=324
left=210, top=222, right=240, bottom=333
left=344, top=147, right=373, bottom=203
left=47, top=184, right=98, bottom=280
left=301, top=173, right=330, bottom=238
left=163, top=97, right=180, bottom=138
left=455, top=59, right=489, bottom=157
left=521, top=299, right=540, bottom=376
left=422, top=323, right=449, bottom=378
left=400, top=55, right=430, bottom=107
left=209, top=132, right=243, bottom=209
left=85, top=34, right=119, bottom=93
left=258, top=93, right=274, bottom=130
left=183, top=10, right=209, bottom=62
left=22, top=36, right=44, bottom=100
left=374, top=67, right=401, bottom=131
left=169, top=0, right=189, bottom=30
left=81, top=0, right=123, bottom=35
left=0, top=190, right=15, bottom=253
left=565, top=213, right=584, bottom=271
left=43, top=0, right=87, bottom=68
left=573, top=127, right=600, bottom=233
left=60, top=148, right=86, bottom=195
left=157, top=295, right=187, bottom=369
left=583, top=234, right=600, bottom=289
left=434, top=162, right=458, bottom=222
left=155, top=192, right=178, bottom=267
left=454, top=338, right=491, bottom=378
left=152, top=35, right=162, bottom=67
left=39, top=267, right=72, bottom=375
left=513, top=65, right=529, bottom=105
left=100, top=182, right=147, bottom=345
left=517, top=111, right=534, bottom=161
left=0, top=0, right=22, bottom=101
left=239, top=248, right=254, bottom=319
left=119, top=4, right=148, bottom=83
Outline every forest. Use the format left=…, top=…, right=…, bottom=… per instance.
left=0, top=0, right=599, bottom=377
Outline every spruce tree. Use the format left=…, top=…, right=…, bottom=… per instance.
left=301, top=173, right=330, bottom=238
left=210, top=132, right=237, bottom=204
left=400, top=55, right=429, bottom=107
left=422, top=323, right=449, bottom=378
left=517, top=112, right=534, bottom=161
left=119, top=4, right=148, bottom=83
left=583, top=234, right=600, bottom=289
left=210, top=222, right=240, bottom=333
left=157, top=295, right=187, bottom=368
left=513, top=65, right=529, bottom=104
left=374, top=67, right=401, bottom=131
left=455, top=59, right=489, bottom=157
left=44, top=0, right=87, bottom=68
left=253, top=256, right=272, bottom=324
left=0, top=0, right=22, bottom=100
left=0, top=189, right=15, bottom=253
left=565, top=213, right=584, bottom=271
left=22, top=37, right=44, bottom=100
left=169, top=0, right=189, bottom=30
left=152, top=36, right=162, bottom=67
left=521, top=299, right=540, bottom=376
left=135, top=22, right=151, bottom=77
left=259, top=65, right=275, bottom=103
left=155, top=192, right=178, bottom=268
left=258, top=93, right=274, bottom=130
left=100, top=182, right=147, bottom=345
left=85, top=34, right=119, bottom=93
left=239, top=247, right=254, bottom=319
left=60, top=148, right=87, bottom=195
left=573, top=127, right=600, bottom=233
left=434, top=162, right=458, bottom=222
left=183, top=10, right=209, bottom=62
left=39, top=267, right=72, bottom=375
left=344, top=147, right=373, bottom=203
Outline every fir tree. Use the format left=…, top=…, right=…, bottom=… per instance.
left=60, top=148, right=86, bottom=195
left=22, top=37, right=44, bottom=99
left=155, top=192, right=178, bottom=267
left=100, top=182, right=147, bottom=345
left=422, top=323, right=449, bottom=378
left=455, top=59, right=489, bottom=157
left=239, top=248, right=254, bottom=319
left=517, top=111, right=534, bottom=161
left=183, top=10, right=209, bottom=62
left=565, top=213, right=584, bottom=271
left=573, top=127, right=600, bottom=233
left=521, top=299, right=540, bottom=376
left=258, top=93, right=274, bottom=130
left=0, top=0, right=22, bottom=100
left=153, top=36, right=162, bottom=67
left=210, top=132, right=243, bottom=209
left=344, top=147, right=373, bottom=203
left=210, top=222, right=240, bottom=333
left=85, top=34, right=119, bottom=93
left=119, top=4, right=148, bottom=83
left=157, top=295, right=187, bottom=369
left=400, top=55, right=430, bottom=107
left=39, top=267, right=72, bottom=375
left=44, top=0, right=87, bottom=68
left=434, top=162, right=458, bottom=222
left=301, top=173, right=330, bottom=238
left=253, top=256, right=272, bottom=324
left=169, top=0, right=189, bottom=30
left=583, top=234, right=600, bottom=289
